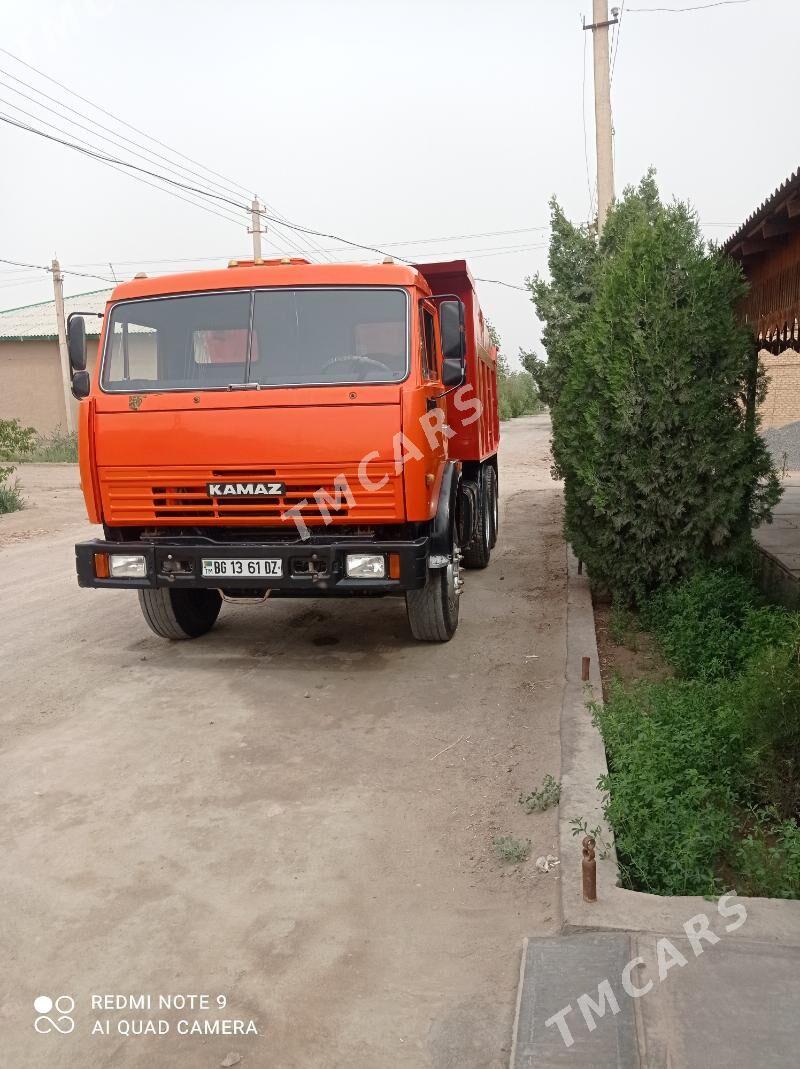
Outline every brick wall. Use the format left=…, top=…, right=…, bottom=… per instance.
left=759, top=348, right=800, bottom=430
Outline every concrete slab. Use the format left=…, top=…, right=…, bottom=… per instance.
left=511, top=934, right=640, bottom=1068
left=634, top=935, right=800, bottom=1068
left=512, top=932, right=800, bottom=1068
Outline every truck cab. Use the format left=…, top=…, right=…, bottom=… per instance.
left=70, top=258, right=499, bottom=642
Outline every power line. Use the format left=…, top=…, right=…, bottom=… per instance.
left=0, top=44, right=254, bottom=198
left=0, top=111, right=416, bottom=266
left=60, top=241, right=550, bottom=280
left=0, top=256, right=114, bottom=282
left=627, top=0, right=750, bottom=10
left=0, top=64, right=248, bottom=206
left=474, top=277, right=529, bottom=292
left=581, top=21, right=595, bottom=220
left=378, top=225, right=551, bottom=247
left=0, top=46, right=332, bottom=263
left=0, top=276, right=52, bottom=292
left=63, top=218, right=734, bottom=271
left=0, top=108, right=250, bottom=232
left=0, top=102, right=246, bottom=222
left=0, top=66, right=309, bottom=261
left=65, top=227, right=553, bottom=267
left=610, top=0, right=625, bottom=82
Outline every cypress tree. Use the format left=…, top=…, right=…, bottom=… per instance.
left=531, top=173, right=780, bottom=602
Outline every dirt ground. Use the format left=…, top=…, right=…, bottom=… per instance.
left=593, top=601, right=671, bottom=700
left=0, top=414, right=566, bottom=1069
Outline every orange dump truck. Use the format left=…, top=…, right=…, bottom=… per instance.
left=70, top=258, right=499, bottom=641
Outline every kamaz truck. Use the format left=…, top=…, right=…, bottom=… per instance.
left=69, top=257, right=500, bottom=642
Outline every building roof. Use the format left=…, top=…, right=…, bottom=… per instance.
left=723, top=168, right=800, bottom=258
left=0, top=289, right=111, bottom=341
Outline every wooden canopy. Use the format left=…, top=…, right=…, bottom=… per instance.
left=724, top=168, right=800, bottom=352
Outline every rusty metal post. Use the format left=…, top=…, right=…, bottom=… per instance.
left=581, top=656, right=590, bottom=682
left=582, top=836, right=597, bottom=902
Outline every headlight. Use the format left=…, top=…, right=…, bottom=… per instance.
left=109, top=553, right=147, bottom=578
left=345, top=553, right=385, bottom=578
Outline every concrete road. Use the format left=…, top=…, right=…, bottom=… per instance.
left=0, top=414, right=565, bottom=1069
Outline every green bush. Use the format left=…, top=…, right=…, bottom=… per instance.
left=597, top=679, right=738, bottom=895
left=530, top=173, right=780, bottom=604
left=0, top=418, right=35, bottom=515
left=489, top=321, right=543, bottom=422
left=0, top=417, right=36, bottom=480
left=598, top=569, right=800, bottom=897
left=642, top=570, right=799, bottom=681
left=498, top=370, right=541, bottom=421
left=735, top=817, right=800, bottom=899
left=0, top=479, right=25, bottom=514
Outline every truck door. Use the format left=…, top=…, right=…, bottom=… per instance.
left=420, top=301, right=448, bottom=508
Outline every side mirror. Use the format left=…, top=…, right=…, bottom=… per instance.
left=67, top=314, right=87, bottom=371
left=71, top=370, right=90, bottom=399
left=439, top=299, right=466, bottom=387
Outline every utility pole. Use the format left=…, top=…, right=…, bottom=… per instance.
left=585, top=1, right=617, bottom=233
left=249, top=196, right=265, bottom=261
left=51, top=258, right=75, bottom=436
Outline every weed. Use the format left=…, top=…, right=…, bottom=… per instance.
left=597, top=569, right=800, bottom=898
left=0, top=479, right=24, bottom=514
left=734, top=816, right=800, bottom=899
left=641, top=569, right=798, bottom=681
left=492, top=835, right=532, bottom=864
left=609, top=604, right=639, bottom=648
left=25, top=429, right=78, bottom=463
left=0, top=417, right=36, bottom=506
left=519, top=774, right=561, bottom=813
left=569, top=816, right=612, bottom=860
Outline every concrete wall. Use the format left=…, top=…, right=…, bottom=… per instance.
left=0, top=338, right=99, bottom=435
left=759, top=347, right=800, bottom=430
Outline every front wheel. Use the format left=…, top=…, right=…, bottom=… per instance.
left=406, top=533, right=462, bottom=642
left=138, top=588, right=222, bottom=640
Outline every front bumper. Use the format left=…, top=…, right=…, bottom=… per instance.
left=75, top=535, right=430, bottom=595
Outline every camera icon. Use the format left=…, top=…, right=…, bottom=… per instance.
left=34, top=995, right=75, bottom=1034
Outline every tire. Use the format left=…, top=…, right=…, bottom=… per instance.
left=462, top=472, right=491, bottom=569
left=486, top=465, right=499, bottom=549
left=138, top=587, right=222, bottom=640
left=406, top=530, right=462, bottom=642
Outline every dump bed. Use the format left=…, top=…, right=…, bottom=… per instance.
left=415, top=260, right=500, bottom=464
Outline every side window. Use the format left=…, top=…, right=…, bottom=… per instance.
left=107, top=320, right=158, bottom=385
left=420, top=306, right=437, bottom=379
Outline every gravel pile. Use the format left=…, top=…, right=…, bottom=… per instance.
left=763, top=420, right=800, bottom=471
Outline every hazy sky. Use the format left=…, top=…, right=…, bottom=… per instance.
left=1, top=0, right=798, bottom=365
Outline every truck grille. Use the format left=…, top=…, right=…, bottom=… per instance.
left=99, top=465, right=403, bottom=526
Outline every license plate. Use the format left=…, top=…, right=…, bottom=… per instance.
left=201, top=558, right=282, bottom=578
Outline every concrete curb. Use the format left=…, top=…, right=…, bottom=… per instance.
left=558, top=545, right=800, bottom=945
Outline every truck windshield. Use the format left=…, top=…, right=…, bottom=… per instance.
left=101, top=287, right=408, bottom=392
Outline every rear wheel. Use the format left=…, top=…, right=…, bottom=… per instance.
left=462, top=472, right=491, bottom=570
left=138, top=587, right=222, bottom=640
left=486, top=465, right=499, bottom=549
left=406, top=529, right=462, bottom=642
